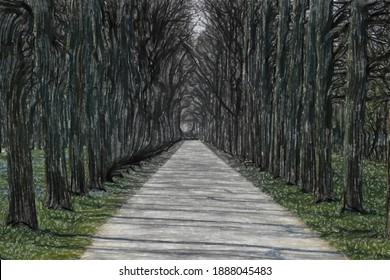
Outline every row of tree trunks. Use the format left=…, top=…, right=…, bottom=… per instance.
left=192, top=1, right=389, bottom=228
left=190, top=0, right=333, bottom=202
left=1, top=0, right=192, bottom=229
left=2, top=0, right=390, bottom=234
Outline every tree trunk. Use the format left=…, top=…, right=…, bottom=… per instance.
left=6, top=86, right=37, bottom=228
left=314, top=0, right=334, bottom=202
left=259, top=0, right=273, bottom=171
left=387, top=107, right=390, bottom=237
left=1, top=1, right=38, bottom=229
left=286, top=0, right=305, bottom=185
left=35, top=0, right=71, bottom=210
left=86, top=0, right=106, bottom=190
left=342, top=0, right=367, bottom=213
left=271, top=0, right=289, bottom=179
left=300, top=0, right=317, bottom=194
left=68, top=0, right=86, bottom=195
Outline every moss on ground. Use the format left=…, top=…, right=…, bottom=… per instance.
left=0, top=143, right=181, bottom=260
left=209, top=145, right=390, bottom=260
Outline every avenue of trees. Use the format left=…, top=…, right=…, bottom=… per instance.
left=187, top=0, right=390, bottom=236
left=0, top=0, right=193, bottom=229
left=1, top=0, right=390, bottom=238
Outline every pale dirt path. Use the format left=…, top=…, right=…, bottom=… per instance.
left=82, top=140, right=345, bottom=260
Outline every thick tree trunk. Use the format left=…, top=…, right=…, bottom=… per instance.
left=35, top=0, right=71, bottom=210
left=342, top=0, right=367, bottom=213
left=6, top=66, right=38, bottom=229
left=1, top=1, right=38, bottom=229
left=314, top=0, right=334, bottom=202
left=68, top=0, right=86, bottom=195
left=86, top=0, right=106, bottom=190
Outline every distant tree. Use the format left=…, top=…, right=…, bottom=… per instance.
left=258, top=0, right=276, bottom=170
left=270, top=0, right=289, bottom=179
left=300, top=0, right=317, bottom=194
left=188, top=0, right=247, bottom=155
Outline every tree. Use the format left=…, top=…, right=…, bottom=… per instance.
left=34, top=0, right=72, bottom=209
left=387, top=106, right=390, bottom=237
left=68, top=0, right=87, bottom=195
left=190, top=0, right=247, bottom=155
left=258, top=0, right=276, bottom=170
left=342, top=0, right=369, bottom=213
left=300, top=0, right=317, bottom=194
left=270, top=0, right=289, bottom=179
left=0, top=0, right=38, bottom=229
left=103, top=0, right=193, bottom=179
left=314, top=0, right=334, bottom=202
left=285, top=0, right=306, bottom=185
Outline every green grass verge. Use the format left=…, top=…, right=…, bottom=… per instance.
left=0, top=143, right=181, bottom=260
left=209, top=146, right=390, bottom=260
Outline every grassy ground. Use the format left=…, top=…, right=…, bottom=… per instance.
left=0, top=143, right=181, bottom=260
left=209, top=145, right=390, bottom=259
left=2, top=141, right=389, bottom=259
